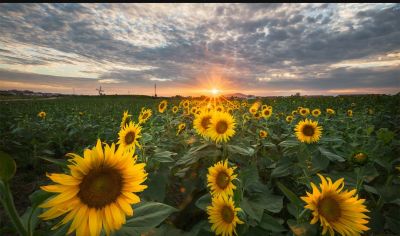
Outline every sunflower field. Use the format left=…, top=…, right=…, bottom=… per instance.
left=0, top=94, right=399, bottom=236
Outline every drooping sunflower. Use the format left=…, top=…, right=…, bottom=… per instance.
left=39, top=140, right=147, bottom=236
left=172, top=106, right=179, bottom=114
left=193, top=111, right=212, bottom=138
left=207, top=159, right=237, bottom=197
left=294, top=119, right=323, bottom=144
left=259, top=130, right=268, bottom=138
left=158, top=100, right=168, bottom=113
left=301, top=174, right=370, bottom=236
left=138, top=108, right=152, bottom=124
left=207, top=112, right=236, bottom=143
left=261, top=108, right=272, bottom=118
left=118, top=121, right=142, bottom=152
left=38, top=111, right=46, bottom=119
left=347, top=109, right=353, bottom=117
left=300, top=108, right=310, bottom=116
left=286, top=115, right=294, bottom=123
left=326, top=108, right=335, bottom=115
left=177, top=123, right=186, bottom=135
left=312, top=109, right=321, bottom=117
left=120, top=110, right=132, bottom=129
left=207, top=194, right=243, bottom=236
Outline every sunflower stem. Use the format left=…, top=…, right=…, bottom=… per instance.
left=0, top=182, right=28, bottom=236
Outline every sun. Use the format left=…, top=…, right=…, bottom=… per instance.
left=211, top=88, right=220, bottom=96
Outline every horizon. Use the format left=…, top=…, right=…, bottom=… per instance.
left=0, top=3, right=399, bottom=96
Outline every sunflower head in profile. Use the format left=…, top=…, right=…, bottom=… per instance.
left=347, top=109, right=353, bottom=117
left=352, top=151, right=368, bottom=164
left=207, top=194, right=243, bottom=236
left=312, top=109, right=321, bottom=117
left=39, top=140, right=147, bottom=236
left=261, top=108, right=272, bottom=118
left=301, top=174, right=370, bottom=236
left=138, top=108, right=152, bottom=124
left=193, top=111, right=213, bottom=138
left=118, top=121, right=142, bottom=152
left=177, top=123, right=186, bottom=135
left=171, top=106, right=179, bottom=114
left=207, top=112, right=236, bottom=143
left=259, top=130, right=268, bottom=138
left=207, top=159, right=237, bottom=197
left=326, top=108, right=335, bottom=115
left=158, top=100, right=168, bottom=113
left=294, top=119, right=322, bottom=144
left=120, top=110, right=132, bottom=129
left=286, top=115, right=294, bottom=123
left=300, top=108, right=310, bottom=116
left=38, top=111, right=46, bottom=119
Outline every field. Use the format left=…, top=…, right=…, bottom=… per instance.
left=0, top=94, right=399, bottom=236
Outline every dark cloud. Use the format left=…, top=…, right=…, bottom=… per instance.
left=0, top=3, right=399, bottom=95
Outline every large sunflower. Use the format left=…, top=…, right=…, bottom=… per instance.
left=294, top=119, right=322, bottom=143
left=118, top=121, right=142, bottom=152
left=39, top=140, right=147, bottom=236
left=193, top=111, right=212, bottom=138
left=207, top=159, right=237, bottom=197
left=207, top=194, right=243, bottom=236
left=301, top=174, right=369, bottom=236
left=158, top=100, right=168, bottom=113
left=207, top=112, right=236, bottom=143
left=138, top=108, right=152, bottom=124
left=120, top=110, right=132, bottom=129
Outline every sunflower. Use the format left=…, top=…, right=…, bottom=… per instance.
left=253, top=112, right=261, bottom=120
left=292, top=110, right=298, bottom=116
left=177, top=123, right=186, bottom=135
left=138, top=108, right=152, bottom=124
left=261, top=104, right=268, bottom=110
left=193, top=111, right=213, bottom=138
left=326, top=108, right=335, bottom=115
left=172, top=106, right=179, bottom=114
left=158, top=100, right=168, bottom=113
left=312, top=109, right=321, bottom=117
left=347, top=110, right=353, bottom=117
left=182, top=100, right=190, bottom=108
left=301, top=174, right=370, bottom=236
left=216, top=105, right=225, bottom=112
left=241, top=101, right=248, bottom=107
left=352, top=152, right=368, bottom=164
left=207, top=112, right=236, bottom=143
left=286, top=115, right=294, bottom=123
left=120, top=110, right=132, bottom=129
left=79, top=112, right=84, bottom=116
left=39, top=140, right=147, bottom=236
left=117, top=121, right=142, bottom=152
left=294, top=119, right=323, bottom=144
left=300, top=108, right=310, bottom=116
left=259, top=130, right=268, bottom=138
left=191, top=106, right=198, bottom=115
left=207, top=159, right=237, bottom=197
left=38, top=111, right=46, bottom=119
left=207, top=194, right=243, bottom=236
left=261, top=108, right=272, bottom=118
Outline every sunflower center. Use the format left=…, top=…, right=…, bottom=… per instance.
left=221, top=206, right=234, bottom=223
left=216, top=171, right=230, bottom=189
left=264, top=110, right=270, bottom=116
left=201, top=116, right=211, bottom=129
left=125, top=131, right=136, bottom=144
left=302, top=125, right=315, bottom=137
left=301, top=110, right=306, bottom=114
left=142, top=113, right=148, bottom=119
left=78, top=167, right=122, bottom=208
left=160, top=104, right=165, bottom=109
left=318, top=196, right=341, bottom=222
left=216, top=121, right=228, bottom=134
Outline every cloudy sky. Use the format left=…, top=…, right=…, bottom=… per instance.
left=0, top=3, right=399, bottom=96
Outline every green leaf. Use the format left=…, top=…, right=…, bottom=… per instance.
left=0, top=151, right=16, bottom=182
left=195, top=193, right=211, bottom=211
left=227, top=144, right=254, bottom=156
left=311, top=152, right=329, bottom=172
left=276, top=181, right=303, bottom=208
left=271, top=158, right=292, bottom=178
left=258, top=213, right=286, bottom=233
left=318, top=147, right=345, bottom=162
left=377, top=128, right=394, bottom=144
left=38, top=156, right=68, bottom=167
left=152, top=149, right=177, bottom=163
left=121, top=202, right=178, bottom=235
left=29, top=189, right=54, bottom=207
left=241, top=197, right=265, bottom=223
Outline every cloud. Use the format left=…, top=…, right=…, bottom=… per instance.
left=0, top=3, right=399, bottom=95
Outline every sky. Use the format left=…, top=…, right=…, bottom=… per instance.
left=0, top=3, right=399, bottom=96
